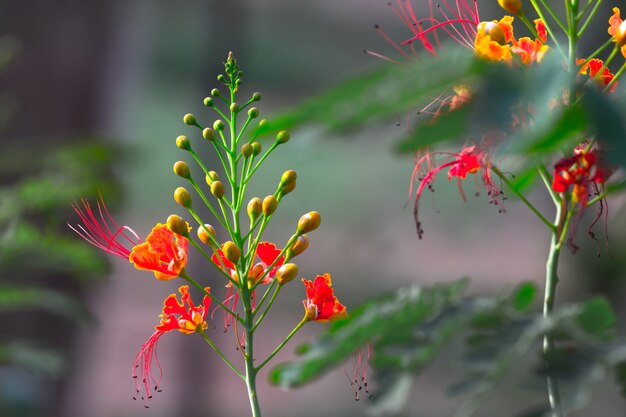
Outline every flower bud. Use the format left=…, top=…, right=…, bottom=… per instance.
left=208, top=171, right=220, bottom=182
left=297, top=211, right=321, bottom=234
left=247, top=264, right=264, bottom=286
left=276, top=130, right=290, bottom=144
left=183, top=113, right=197, bottom=126
left=213, top=120, right=224, bottom=131
left=262, top=195, right=278, bottom=216
left=280, top=181, right=296, bottom=197
left=248, top=107, right=259, bottom=118
left=222, top=241, right=240, bottom=264
left=211, top=88, right=221, bottom=97
left=203, top=97, right=213, bottom=107
left=197, top=224, right=217, bottom=246
left=258, top=119, right=269, bottom=129
left=477, top=21, right=505, bottom=45
left=217, top=74, right=226, bottom=83
left=166, top=214, right=190, bottom=237
left=176, top=135, right=191, bottom=150
left=202, top=127, right=215, bottom=141
left=247, top=197, right=262, bottom=221
left=286, top=235, right=309, bottom=260
left=252, top=92, right=262, bottom=101
left=252, top=141, right=262, bottom=156
left=241, top=143, right=253, bottom=158
left=230, top=103, right=240, bottom=113
left=211, top=181, right=224, bottom=199
left=174, top=187, right=192, bottom=208
left=276, top=263, right=299, bottom=285
left=173, top=161, right=191, bottom=179
left=497, top=0, right=522, bottom=14
left=280, top=170, right=297, bottom=186
left=235, top=79, right=242, bottom=87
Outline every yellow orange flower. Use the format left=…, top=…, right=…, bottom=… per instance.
left=577, top=58, right=617, bottom=92
left=608, top=7, right=626, bottom=57
left=129, top=224, right=189, bottom=280
left=474, top=16, right=515, bottom=62
left=512, top=37, right=549, bottom=65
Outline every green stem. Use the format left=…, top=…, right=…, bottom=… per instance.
left=492, top=167, right=555, bottom=231
left=241, top=285, right=262, bottom=417
left=566, top=0, right=579, bottom=105
left=253, top=282, right=281, bottom=331
left=529, top=0, right=568, bottom=59
left=577, top=0, right=603, bottom=37
left=199, top=331, right=244, bottom=380
left=534, top=0, right=568, bottom=33
left=182, top=273, right=241, bottom=322
left=244, top=142, right=280, bottom=184
left=538, top=165, right=560, bottom=206
left=256, top=318, right=307, bottom=371
left=585, top=37, right=614, bottom=61
left=604, top=60, right=626, bottom=92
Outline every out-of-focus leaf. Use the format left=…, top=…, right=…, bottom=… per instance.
left=0, top=286, right=91, bottom=323
left=509, top=167, right=539, bottom=195
left=0, top=340, right=64, bottom=377
left=575, top=297, right=615, bottom=338
left=512, top=282, right=537, bottom=312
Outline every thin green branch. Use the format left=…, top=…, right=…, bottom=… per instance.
left=256, top=318, right=307, bottom=371
left=577, top=0, right=603, bottom=37
left=199, top=331, right=244, bottom=380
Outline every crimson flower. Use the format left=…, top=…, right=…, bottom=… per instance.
left=69, top=198, right=189, bottom=280
left=132, top=285, right=211, bottom=407
left=211, top=241, right=284, bottom=285
left=302, top=273, right=347, bottom=322
left=410, top=144, right=503, bottom=239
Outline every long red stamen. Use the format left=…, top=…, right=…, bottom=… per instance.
left=132, top=331, right=166, bottom=408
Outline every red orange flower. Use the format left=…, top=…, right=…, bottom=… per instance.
left=302, top=273, right=347, bottom=322
left=608, top=7, right=626, bottom=57
left=129, top=224, right=189, bottom=280
left=211, top=241, right=284, bottom=285
left=410, top=144, right=503, bottom=239
left=132, top=285, right=210, bottom=406
left=552, top=145, right=611, bottom=205
left=577, top=58, right=617, bottom=92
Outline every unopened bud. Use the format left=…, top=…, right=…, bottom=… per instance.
left=230, top=103, right=240, bottom=113
left=217, top=74, right=226, bottom=83
left=203, top=97, right=214, bottom=107
left=297, top=211, right=321, bottom=234
left=248, top=107, right=259, bottom=118
left=280, top=170, right=297, bottom=186
left=286, top=235, right=309, bottom=260
left=202, top=128, right=215, bottom=141
left=247, top=197, right=262, bottom=221
left=213, top=120, right=224, bottom=131
left=252, top=142, right=262, bottom=156
left=252, top=92, right=262, bottom=101
left=197, top=224, right=217, bottom=246
left=222, top=241, right=240, bottom=264
left=211, top=88, right=221, bottom=97
left=211, top=181, right=224, bottom=199
left=276, top=263, right=299, bottom=285
left=477, top=21, right=506, bottom=45
left=174, top=187, right=192, bottom=208
left=280, top=181, right=296, bottom=197
left=183, top=113, right=197, bottom=126
left=276, top=130, right=290, bottom=144
left=235, top=79, right=242, bottom=87
left=176, top=135, right=191, bottom=150
left=241, top=143, right=253, bottom=158
left=166, top=214, right=190, bottom=237
left=258, top=119, right=269, bottom=129
left=262, top=195, right=278, bottom=216
left=173, top=161, right=191, bottom=179
left=497, top=0, right=522, bottom=14
left=208, top=171, right=220, bottom=182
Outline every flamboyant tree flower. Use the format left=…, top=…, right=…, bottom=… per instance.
left=302, top=273, right=347, bottom=322
left=608, top=7, right=626, bottom=57
left=69, top=199, right=189, bottom=280
left=132, top=285, right=211, bottom=407
left=474, top=16, right=515, bottom=62
left=410, top=144, right=503, bottom=239
left=577, top=58, right=618, bottom=92
left=512, top=20, right=549, bottom=65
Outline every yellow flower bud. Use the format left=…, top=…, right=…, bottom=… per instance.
left=213, top=120, right=225, bottom=131
left=174, top=187, right=192, bottom=208
left=262, top=195, right=278, bottom=216
left=276, top=263, right=299, bottom=285
left=280, top=181, right=296, bottom=197
left=230, top=102, right=240, bottom=113
left=211, top=181, right=224, bottom=199
left=477, top=21, right=505, bottom=45
left=497, top=0, right=522, bottom=14
left=276, top=130, right=290, bottom=144
left=203, top=97, right=213, bottom=107
left=286, top=235, right=309, bottom=260
left=280, top=170, right=297, bottom=186
left=297, top=211, right=321, bottom=234
left=176, top=135, right=191, bottom=150
left=251, top=141, right=262, bottom=156
left=173, top=161, right=191, bottom=179
left=197, top=224, right=217, bottom=246
left=202, top=127, right=215, bottom=141
left=247, top=197, right=262, bottom=221
left=183, top=113, right=197, bottom=126
left=166, top=214, right=190, bottom=237
left=241, top=143, right=253, bottom=158
left=222, top=241, right=240, bottom=264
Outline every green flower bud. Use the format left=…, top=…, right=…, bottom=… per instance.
left=213, top=120, right=224, bottom=131
left=235, top=79, right=242, bottom=87
left=262, top=195, right=278, bottom=216
left=248, top=107, right=259, bottom=118
left=197, top=224, right=217, bottom=246
left=183, top=113, right=197, bottom=126
left=211, top=88, right=221, bottom=97
left=258, top=119, right=269, bottom=128
left=276, top=130, right=290, bottom=144
left=230, top=103, right=240, bottom=113
left=202, top=127, right=215, bottom=141
left=276, top=263, right=299, bottom=285
left=252, top=141, right=262, bottom=156
left=204, top=97, right=214, bottom=107
left=297, top=211, right=321, bottom=234
left=222, top=241, right=240, bottom=264
left=217, top=74, right=226, bottom=83
left=241, top=143, right=253, bottom=158
left=174, top=187, right=192, bottom=208
left=176, top=135, right=191, bottom=150
left=211, top=181, right=224, bottom=199
left=247, top=197, right=262, bottom=221
left=252, top=92, right=262, bottom=101
left=173, top=161, right=191, bottom=179
left=166, top=214, right=190, bottom=237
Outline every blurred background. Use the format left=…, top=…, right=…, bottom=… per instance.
left=0, top=1, right=624, bottom=416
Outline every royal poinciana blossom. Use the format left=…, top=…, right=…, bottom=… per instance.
left=211, top=241, right=284, bottom=285
left=132, top=285, right=211, bottom=406
left=410, top=144, right=503, bottom=239
left=302, top=273, right=347, bottom=322
left=608, top=7, right=626, bottom=57
left=69, top=199, right=189, bottom=279
left=577, top=58, right=617, bottom=92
